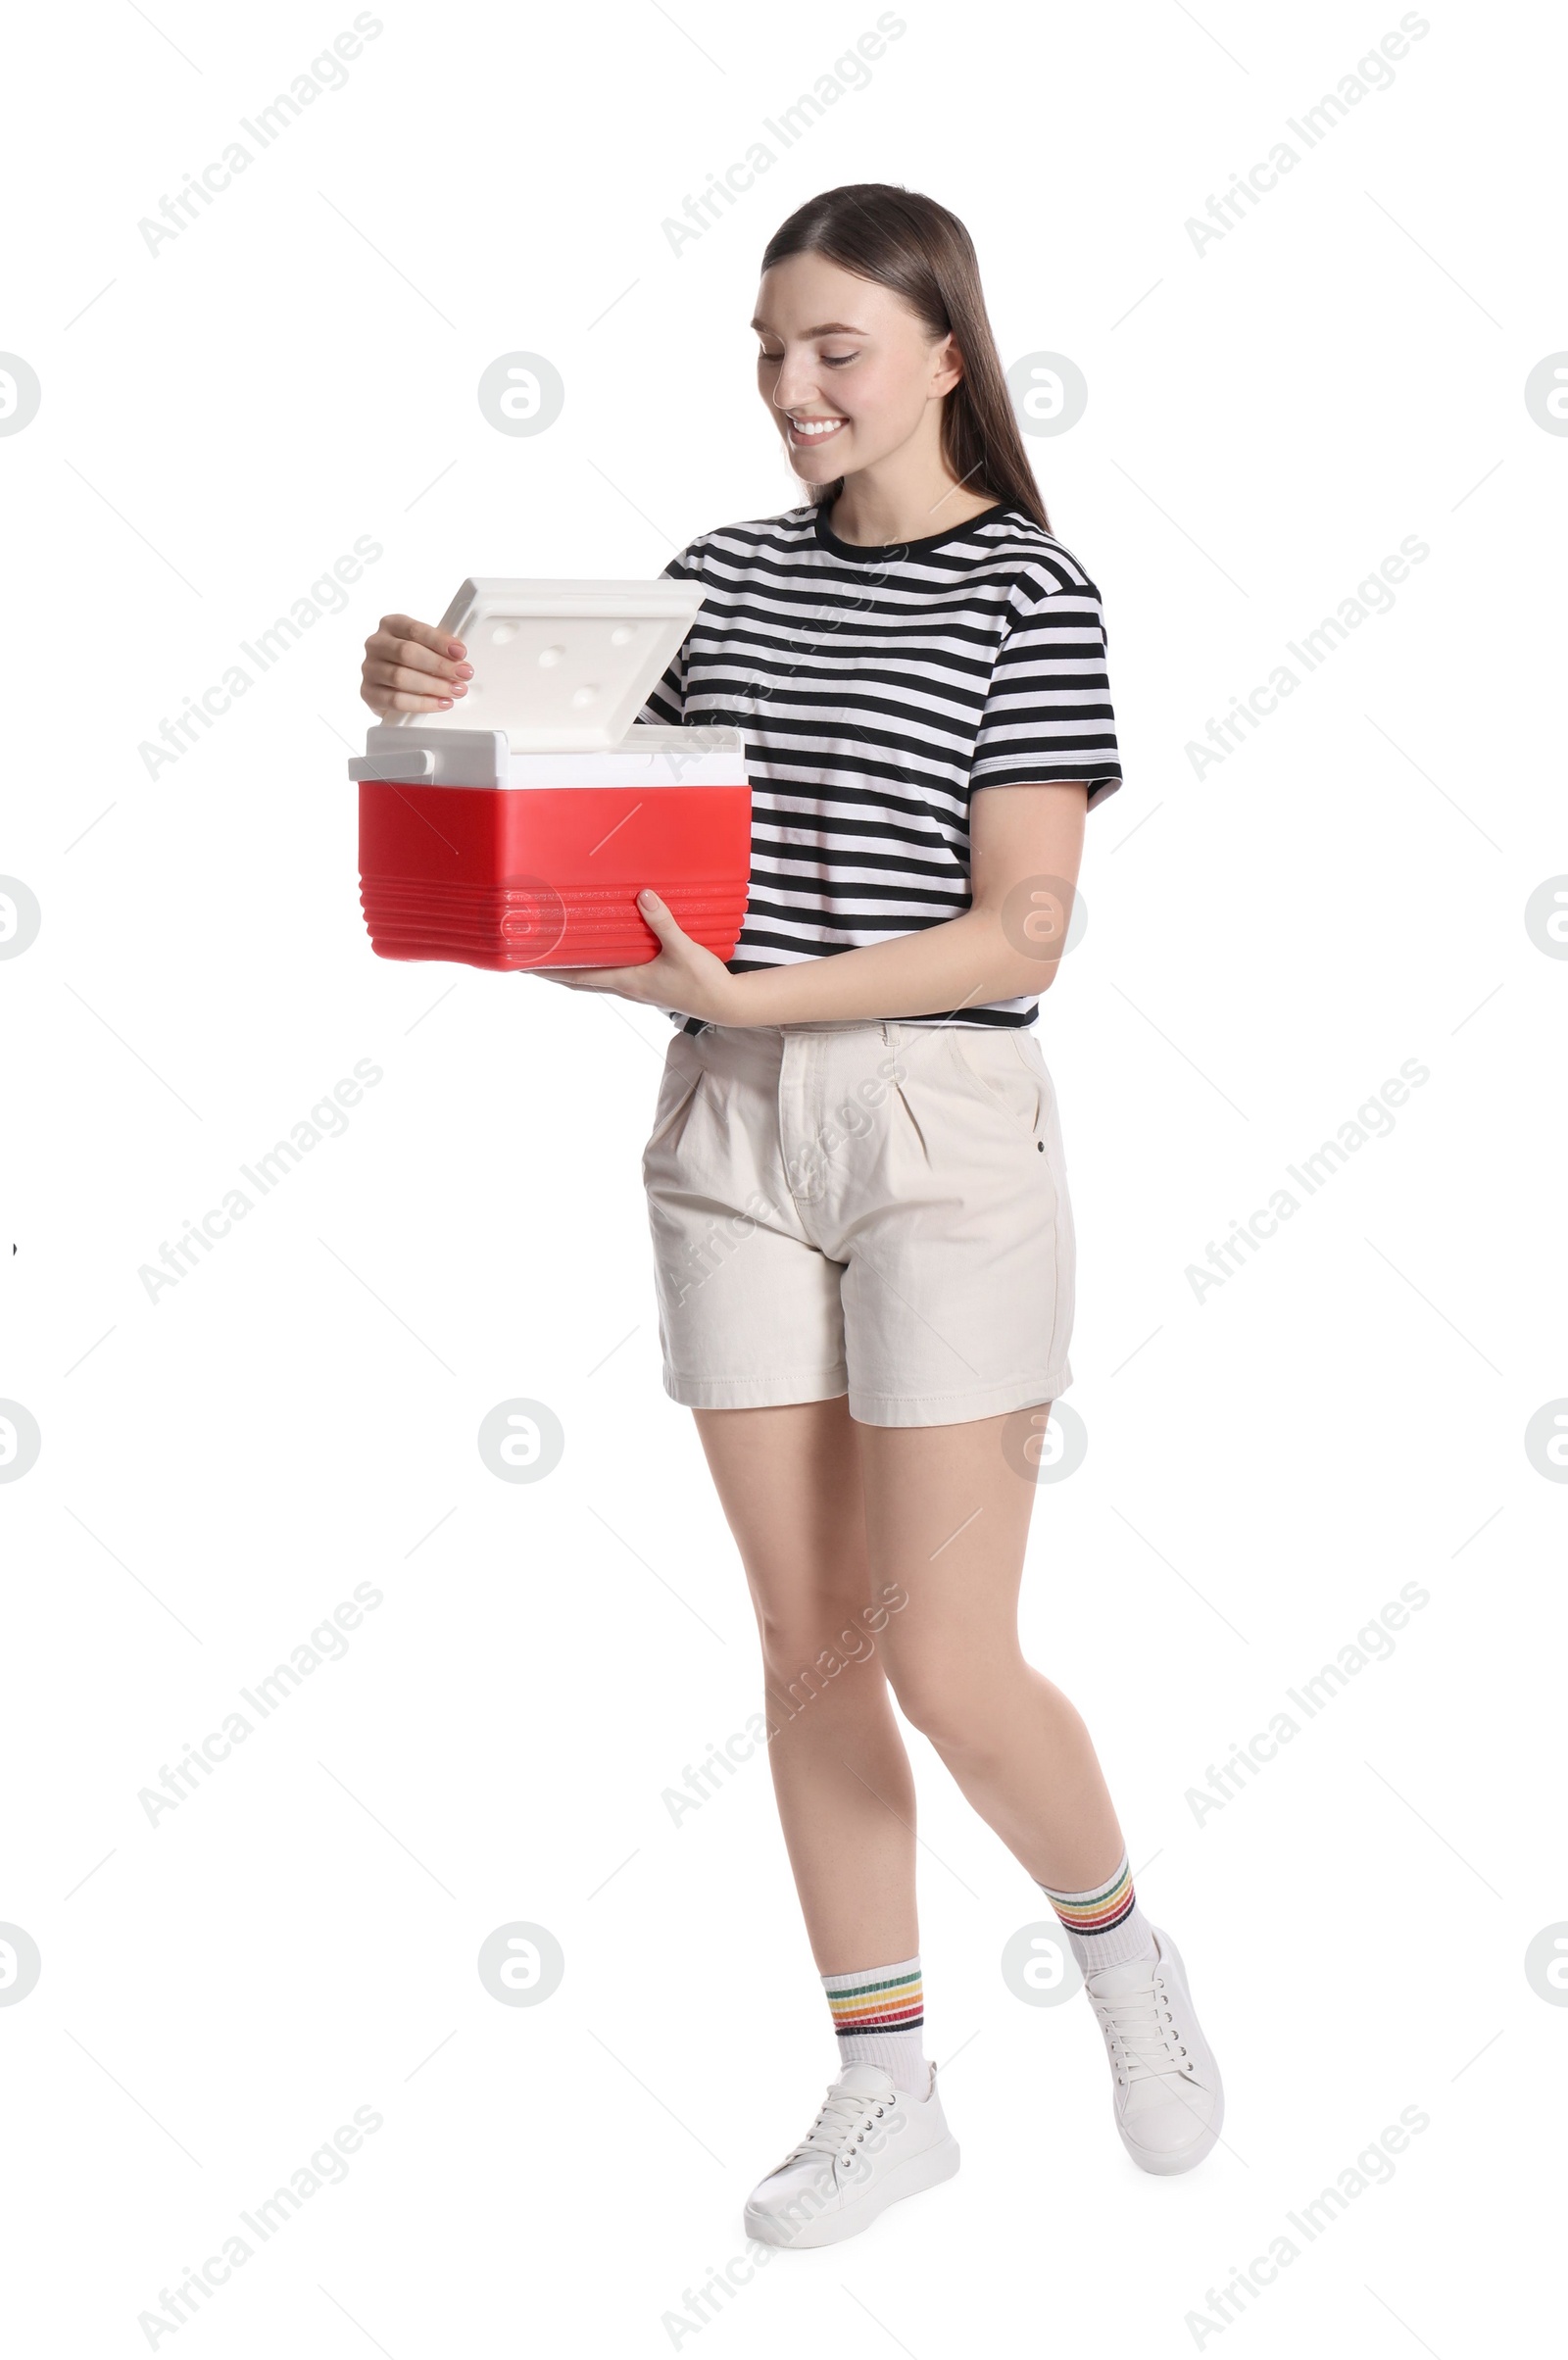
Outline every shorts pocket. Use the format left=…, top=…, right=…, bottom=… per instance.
left=948, top=1028, right=1044, bottom=1141
left=1008, top=1026, right=1055, bottom=1116
left=642, top=1041, right=705, bottom=1160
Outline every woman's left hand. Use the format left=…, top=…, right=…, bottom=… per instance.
left=530, top=890, right=744, bottom=1023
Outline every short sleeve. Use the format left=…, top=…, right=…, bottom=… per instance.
left=637, top=537, right=706, bottom=728
left=969, top=561, right=1122, bottom=810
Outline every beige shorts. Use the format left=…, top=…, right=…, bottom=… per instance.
left=640, top=1017, right=1077, bottom=1429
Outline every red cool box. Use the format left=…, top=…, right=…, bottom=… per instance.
left=348, top=577, right=751, bottom=969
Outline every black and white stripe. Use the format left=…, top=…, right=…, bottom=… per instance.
left=638, top=499, right=1122, bottom=1031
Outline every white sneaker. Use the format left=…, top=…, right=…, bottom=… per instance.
left=743, top=2061, right=959, bottom=2249
left=1083, top=1925, right=1224, bottom=2175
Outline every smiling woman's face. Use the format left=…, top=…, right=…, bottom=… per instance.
left=753, top=250, right=959, bottom=480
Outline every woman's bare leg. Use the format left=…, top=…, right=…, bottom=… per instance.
left=692, top=1396, right=918, bottom=1972
left=855, top=1403, right=1127, bottom=1890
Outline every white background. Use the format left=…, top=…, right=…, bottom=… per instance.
left=2, top=1, right=1564, bottom=2351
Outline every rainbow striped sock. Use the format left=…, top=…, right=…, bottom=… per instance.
left=1039, top=1851, right=1156, bottom=1973
left=821, top=1954, right=928, bottom=2092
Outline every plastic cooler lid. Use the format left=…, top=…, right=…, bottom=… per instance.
left=391, top=577, right=705, bottom=751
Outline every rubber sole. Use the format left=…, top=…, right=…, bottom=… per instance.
left=744, top=2133, right=960, bottom=2249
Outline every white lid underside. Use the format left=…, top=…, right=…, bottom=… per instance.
left=385, top=576, right=705, bottom=751
left=352, top=721, right=745, bottom=788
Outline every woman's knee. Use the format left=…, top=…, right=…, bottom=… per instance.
left=756, top=1596, right=886, bottom=1702
left=884, top=1651, right=1018, bottom=1754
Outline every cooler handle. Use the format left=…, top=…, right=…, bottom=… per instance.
left=348, top=750, right=436, bottom=782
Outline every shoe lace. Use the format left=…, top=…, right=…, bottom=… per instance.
left=1091, top=1969, right=1194, bottom=2089
left=779, top=2085, right=890, bottom=2171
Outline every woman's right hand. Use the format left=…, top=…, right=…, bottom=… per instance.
left=360, top=615, right=473, bottom=718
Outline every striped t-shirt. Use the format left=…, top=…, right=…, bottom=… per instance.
left=637, top=497, right=1122, bottom=1032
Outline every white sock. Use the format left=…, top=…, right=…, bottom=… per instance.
left=1038, top=1851, right=1157, bottom=1975
left=821, top=1954, right=929, bottom=2092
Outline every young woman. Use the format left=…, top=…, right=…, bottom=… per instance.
left=360, top=182, right=1222, bottom=2248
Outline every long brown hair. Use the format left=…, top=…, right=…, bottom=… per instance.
left=759, top=183, right=1050, bottom=533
